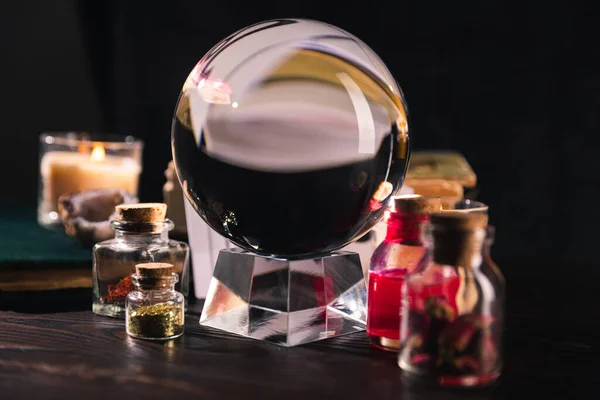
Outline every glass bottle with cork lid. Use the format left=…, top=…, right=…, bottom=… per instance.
left=92, top=203, right=189, bottom=318
left=368, top=195, right=442, bottom=351
left=398, top=212, right=505, bottom=387
left=126, top=262, right=185, bottom=340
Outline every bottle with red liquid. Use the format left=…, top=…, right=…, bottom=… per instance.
left=367, top=195, right=442, bottom=351
left=398, top=212, right=505, bottom=387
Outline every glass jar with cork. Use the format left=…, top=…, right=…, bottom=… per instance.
left=398, top=212, right=505, bottom=387
left=367, top=195, right=442, bottom=351
left=126, top=262, right=185, bottom=340
left=92, top=203, right=189, bottom=318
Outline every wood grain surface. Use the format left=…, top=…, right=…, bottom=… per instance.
left=0, top=274, right=597, bottom=400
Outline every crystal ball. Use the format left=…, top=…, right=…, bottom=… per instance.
left=172, top=19, right=410, bottom=258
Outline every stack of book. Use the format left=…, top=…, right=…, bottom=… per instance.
left=404, top=151, right=477, bottom=208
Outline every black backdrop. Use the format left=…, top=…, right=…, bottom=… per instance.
left=2, top=0, right=599, bottom=270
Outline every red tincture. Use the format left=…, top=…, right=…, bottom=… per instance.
left=367, top=268, right=407, bottom=342
left=367, top=196, right=440, bottom=351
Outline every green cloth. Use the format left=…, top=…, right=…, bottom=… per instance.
left=0, top=205, right=92, bottom=269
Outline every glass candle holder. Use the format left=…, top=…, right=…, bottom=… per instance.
left=38, top=132, right=143, bottom=229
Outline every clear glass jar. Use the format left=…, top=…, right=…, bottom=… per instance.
left=126, top=265, right=185, bottom=340
left=367, top=195, right=441, bottom=351
left=92, top=219, right=189, bottom=318
left=398, top=212, right=505, bottom=387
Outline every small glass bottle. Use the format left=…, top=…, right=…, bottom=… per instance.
left=398, top=212, right=505, bottom=387
left=368, top=195, right=442, bottom=351
left=92, top=203, right=189, bottom=318
left=126, top=263, right=185, bottom=340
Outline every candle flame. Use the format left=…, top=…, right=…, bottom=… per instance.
left=90, top=144, right=106, bottom=162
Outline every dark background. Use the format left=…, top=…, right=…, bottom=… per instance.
left=1, top=0, right=598, bottom=269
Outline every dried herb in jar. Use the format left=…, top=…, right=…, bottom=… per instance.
left=101, top=274, right=135, bottom=304
left=399, top=212, right=504, bottom=387
left=401, top=297, right=500, bottom=376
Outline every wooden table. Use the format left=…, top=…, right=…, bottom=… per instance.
left=0, top=276, right=596, bottom=399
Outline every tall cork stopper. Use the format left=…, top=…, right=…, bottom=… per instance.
left=430, top=212, right=488, bottom=232
left=116, top=203, right=167, bottom=223
left=135, top=262, right=174, bottom=279
left=429, top=212, right=490, bottom=315
left=429, top=212, right=489, bottom=268
left=391, top=195, right=442, bottom=214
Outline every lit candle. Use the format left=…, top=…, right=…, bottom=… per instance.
left=38, top=134, right=143, bottom=228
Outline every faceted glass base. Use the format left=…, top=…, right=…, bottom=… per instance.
left=200, top=249, right=367, bottom=347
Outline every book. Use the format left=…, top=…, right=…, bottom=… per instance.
left=0, top=206, right=92, bottom=291
left=406, top=151, right=477, bottom=188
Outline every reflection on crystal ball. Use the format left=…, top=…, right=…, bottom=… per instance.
left=172, top=19, right=410, bottom=258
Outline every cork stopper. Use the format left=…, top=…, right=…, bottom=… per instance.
left=430, top=212, right=488, bottom=232
left=116, top=203, right=167, bottom=223
left=429, top=212, right=489, bottom=270
left=135, top=262, right=174, bottom=279
left=391, top=195, right=442, bottom=214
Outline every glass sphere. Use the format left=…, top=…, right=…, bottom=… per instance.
left=172, top=19, right=410, bottom=259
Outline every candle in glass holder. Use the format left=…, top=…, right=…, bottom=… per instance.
left=38, top=132, right=143, bottom=229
